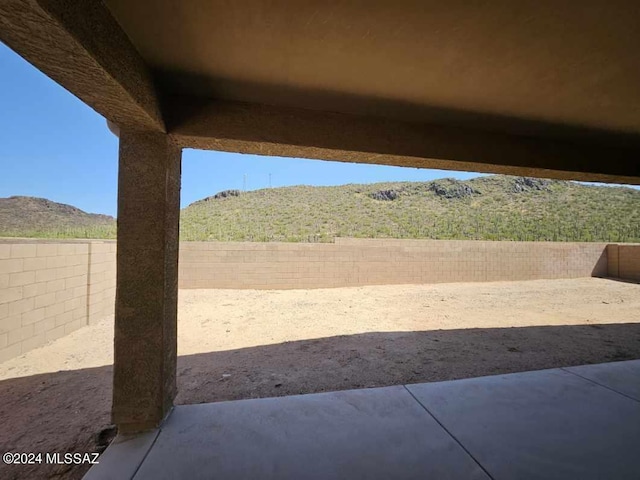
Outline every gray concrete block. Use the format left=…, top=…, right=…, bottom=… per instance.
left=406, top=367, right=640, bottom=480
left=134, top=386, right=488, bottom=480
left=564, top=359, right=640, bottom=402
left=83, top=430, right=159, bottom=480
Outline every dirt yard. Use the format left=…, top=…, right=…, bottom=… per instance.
left=1, top=277, right=639, bottom=479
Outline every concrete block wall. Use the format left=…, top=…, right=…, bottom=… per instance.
left=608, top=244, right=620, bottom=278
left=179, top=238, right=609, bottom=289
left=88, top=242, right=117, bottom=324
left=0, top=238, right=625, bottom=362
left=0, top=240, right=116, bottom=362
left=607, top=244, right=640, bottom=281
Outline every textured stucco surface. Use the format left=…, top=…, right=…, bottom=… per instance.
left=112, top=131, right=181, bottom=432
left=0, top=0, right=164, bottom=131
left=2, top=2, right=640, bottom=183
left=167, top=99, right=640, bottom=185
left=105, top=1, right=640, bottom=139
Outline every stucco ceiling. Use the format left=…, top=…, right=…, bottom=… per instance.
left=104, top=0, right=640, bottom=143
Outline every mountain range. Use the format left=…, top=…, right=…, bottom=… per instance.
left=1, top=175, right=638, bottom=243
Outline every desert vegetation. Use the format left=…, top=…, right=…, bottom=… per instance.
left=1, top=175, right=639, bottom=242
left=180, top=175, right=640, bottom=243
left=0, top=196, right=115, bottom=239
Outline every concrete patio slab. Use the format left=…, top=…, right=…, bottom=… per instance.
left=564, top=359, right=640, bottom=402
left=84, top=360, right=640, bottom=480
left=134, top=386, right=488, bottom=480
left=83, top=429, right=159, bottom=480
left=406, top=366, right=640, bottom=480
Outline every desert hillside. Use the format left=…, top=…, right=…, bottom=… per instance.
left=0, top=196, right=115, bottom=238
left=181, top=175, right=640, bottom=242
left=1, top=175, right=639, bottom=242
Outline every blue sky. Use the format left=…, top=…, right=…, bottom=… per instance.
left=0, top=42, right=634, bottom=217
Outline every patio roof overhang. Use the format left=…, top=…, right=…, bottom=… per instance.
left=1, top=0, right=639, bottom=184
left=2, top=0, right=640, bottom=435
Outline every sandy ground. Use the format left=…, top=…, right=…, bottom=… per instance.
left=1, top=278, right=639, bottom=479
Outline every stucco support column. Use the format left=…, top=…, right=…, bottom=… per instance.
left=112, top=130, right=181, bottom=433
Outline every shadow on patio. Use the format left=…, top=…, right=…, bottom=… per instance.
left=1, top=322, right=640, bottom=479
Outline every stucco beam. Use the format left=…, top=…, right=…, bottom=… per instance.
left=168, top=98, right=640, bottom=185
left=0, top=0, right=164, bottom=131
